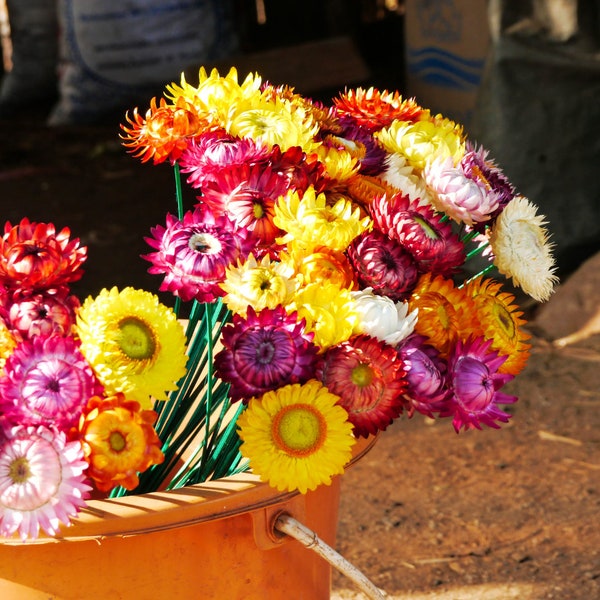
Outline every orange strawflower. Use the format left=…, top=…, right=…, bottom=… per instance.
left=121, top=96, right=206, bottom=164
left=78, top=393, right=164, bottom=492
left=463, top=277, right=531, bottom=375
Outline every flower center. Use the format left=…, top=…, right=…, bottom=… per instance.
left=413, top=215, right=439, bottom=240
left=351, top=363, right=374, bottom=388
left=109, top=431, right=127, bottom=453
left=189, top=232, right=222, bottom=255
left=8, top=456, right=31, bottom=484
left=272, top=404, right=327, bottom=457
left=493, top=303, right=516, bottom=339
left=118, top=317, right=157, bottom=360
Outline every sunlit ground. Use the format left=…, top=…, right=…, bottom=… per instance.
left=332, top=582, right=545, bottom=600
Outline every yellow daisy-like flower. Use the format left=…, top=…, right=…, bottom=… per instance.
left=409, top=273, right=481, bottom=357
left=281, top=242, right=356, bottom=289
left=274, top=187, right=371, bottom=252
left=75, top=287, right=188, bottom=408
left=220, top=254, right=297, bottom=317
left=0, top=320, right=17, bottom=375
left=287, top=281, right=357, bottom=350
left=314, top=142, right=361, bottom=183
left=376, top=118, right=465, bottom=173
left=463, top=277, right=531, bottom=375
left=226, top=95, right=320, bottom=153
left=79, top=393, right=164, bottom=492
left=237, top=380, right=355, bottom=494
left=165, top=66, right=262, bottom=128
left=489, top=196, right=558, bottom=302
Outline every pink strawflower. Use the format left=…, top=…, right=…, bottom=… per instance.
left=179, top=130, right=271, bottom=189
left=144, top=206, right=257, bottom=303
left=5, top=287, right=80, bottom=339
left=317, top=334, right=408, bottom=437
left=443, top=336, right=517, bottom=432
left=369, top=193, right=465, bottom=275
left=215, top=306, right=318, bottom=402
left=0, top=424, right=90, bottom=540
left=0, top=335, right=99, bottom=430
left=396, top=334, right=449, bottom=417
left=423, top=144, right=514, bottom=227
left=347, top=229, right=419, bottom=301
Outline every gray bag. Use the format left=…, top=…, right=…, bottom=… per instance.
left=471, top=0, right=600, bottom=275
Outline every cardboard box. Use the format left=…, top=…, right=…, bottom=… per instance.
left=404, top=0, right=490, bottom=130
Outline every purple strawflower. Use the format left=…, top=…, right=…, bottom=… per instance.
left=443, top=336, right=517, bottom=432
left=396, top=334, right=449, bottom=417
left=215, top=306, right=319, bottom=402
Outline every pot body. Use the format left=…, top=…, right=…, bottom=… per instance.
left=0, top=473, right=339, bottom=600
left=0, top=433, right=375, bottom=599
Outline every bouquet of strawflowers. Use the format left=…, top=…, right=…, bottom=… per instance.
left=0, top=67, right=557, bottom=541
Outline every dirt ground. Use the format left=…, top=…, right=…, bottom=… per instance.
left=1, top=117, right=599, bottom=600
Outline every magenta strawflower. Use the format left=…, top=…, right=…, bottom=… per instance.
left=179, top=130, right=271, bottom=189
left=443, top=336, right=517, bottom=432
left=0, top=424, right=90, bottom=540
left=317, top=334, right=408, bottom=437
left=144, top=206, right=257, bottom=303
left=0, top=335, right=99, bottom=430
left=215, top=306, right=318, bottom=402
left=369, top=193, right=465, bottom=275
left=396, top=334, right=449, bottom=417
left=5, top=287, right=80, bottom=339
left=347, top=229, right=419, bottom=301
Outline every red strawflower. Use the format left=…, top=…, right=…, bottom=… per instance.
left=347, top=229, right=419, bottom=301
left=200, top=162, right=291, bottom=247
left=369, top=193, right=465, bottom=276
left=317, top=334, right=408, bottom=437
left=0, top=218, right=87, bottom=291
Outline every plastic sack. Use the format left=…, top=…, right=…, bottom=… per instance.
left=0, top=0, right=58, bottom=115
left=48, top=0, right=238, bottom=125
left=471, top=0, right=600, bottom=274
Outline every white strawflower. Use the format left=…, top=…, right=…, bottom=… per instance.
left=351, top=287, right=418, bottom=346
left=489, top=196, right=558, bottom=302
left=381, top=153, right=434, bottom=208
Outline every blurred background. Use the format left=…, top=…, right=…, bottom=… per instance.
left=1, top=0, right=599, bottom=301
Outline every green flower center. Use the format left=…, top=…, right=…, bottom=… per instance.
left=414, top=215, right=439, bottom=240
left=351, top=363, right=374, bottom=388
left=8, top=456, right=31, bottom=484
left=118, top=317, right=157, bottom=360
left=272, top=404, right=326, bottom=457
left=109, top=431, right=127, bottom=453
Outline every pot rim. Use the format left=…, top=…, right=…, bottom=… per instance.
left=1, top=434, right=377, bottom=546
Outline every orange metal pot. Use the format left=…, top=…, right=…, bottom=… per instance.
left=0, top=436, right=375, bottom=600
